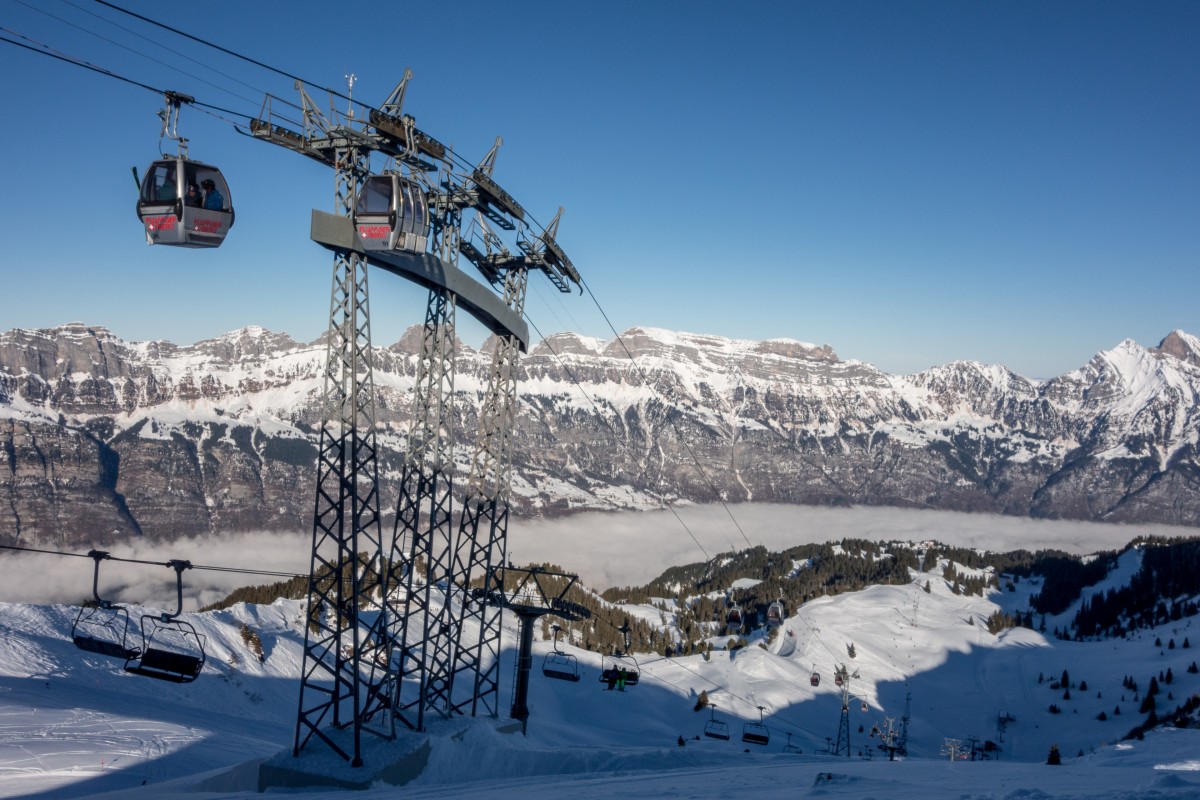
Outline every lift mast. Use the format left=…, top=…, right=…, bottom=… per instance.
left=259, top=83, right=390, bottom=767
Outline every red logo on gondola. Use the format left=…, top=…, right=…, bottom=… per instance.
left=193, top=218, right=222, bottom=234
left=144, top=215, right=178, bottom=231
left=357, top=225, right=389, bottom=239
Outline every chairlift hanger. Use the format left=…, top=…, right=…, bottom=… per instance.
left=71, top=550, right=141, bottom=661
left=124, top=559, right=207, bottom=683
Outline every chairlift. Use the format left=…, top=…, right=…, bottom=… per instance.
left=742, top=705, right=771, bottom=746
left=136, top=92, right=234, bottom=248
left=542, top=624, right=580, bottom=682
left=125, top=560, right=206, bottom=683
left=783, top=732, right=803, bottom=754
left=704, top=705, right=730, bottom=741
left=353, top=173, right=430, bottom=253
left=71, top=550, right=141, bottom=660
left=599, top=653, right=640, bottom=688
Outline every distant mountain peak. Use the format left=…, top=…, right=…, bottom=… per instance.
left=1154, top=330, right=1200, bottom=368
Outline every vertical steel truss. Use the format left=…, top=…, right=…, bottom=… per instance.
left=385, top=196, right=461, bottom=732
left=294, top=143, right=390, bottom=767
left=447, top=267, right=529, bottom=716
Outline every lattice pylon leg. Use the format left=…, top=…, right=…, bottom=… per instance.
left=294, top=145, right=391, bottom=768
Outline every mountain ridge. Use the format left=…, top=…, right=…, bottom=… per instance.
left=3, top=323, right=1200, bottom=548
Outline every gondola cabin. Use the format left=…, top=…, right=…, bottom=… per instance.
left=766, top=600, right=784, bottom=627
left=726, top=604, right=744, bottom=634
left=138, top=158, right=233, bottom=248
left=354, top=174, right=429, bottom=253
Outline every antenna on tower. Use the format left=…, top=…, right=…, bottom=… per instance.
left=345, top=72, right=357, bottom=118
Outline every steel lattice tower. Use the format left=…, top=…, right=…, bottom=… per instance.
left=293, top=137, right=391, bottom=767
left=385, top=180, right=463, bottom=731
left=446, top=265, right=528, bottom=716
left=249, top=73, right=579, bottom=764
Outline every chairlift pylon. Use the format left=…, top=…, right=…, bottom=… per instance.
left=124, top=559, right=206, bottom=683
left=542, top=624, right=580, bottom=682
left=71, top=550, right=141, bottom=660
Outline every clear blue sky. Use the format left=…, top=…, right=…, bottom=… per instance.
left=0, top=0, right=1196, bottom=378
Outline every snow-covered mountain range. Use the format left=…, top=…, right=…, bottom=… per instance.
left=3, top=323, right=1200, bottom=548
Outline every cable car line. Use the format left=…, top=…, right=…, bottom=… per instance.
left=13, top=0, right=261, bottom=110
left=576, top=274, right=755, bottom=553
left=55, top=0, right=287, bottom=109
left=0, top=27, right=255, bottom=126
left=0, top=27, right=162, bottom=96
left=524, top=316, right=713, bottom=561
left=0, top=542, right=305, bottom=579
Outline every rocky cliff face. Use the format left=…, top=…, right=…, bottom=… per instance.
left=3, top=323, right=1200, bottom=549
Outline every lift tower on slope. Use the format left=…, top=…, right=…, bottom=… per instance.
left=249, top=70, right=579, bottom=765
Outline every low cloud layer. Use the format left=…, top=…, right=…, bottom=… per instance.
left=3, top=505, right=1194, bottom=609
left=508, top=503, right=1197, bottom=590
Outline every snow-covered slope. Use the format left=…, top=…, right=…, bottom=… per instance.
left=4, top=551, right=1200, bottom=799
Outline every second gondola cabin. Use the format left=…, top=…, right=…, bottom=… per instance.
left=354, top=174, right=429, bottom=253
left=137, top=157, right=233, bottom=248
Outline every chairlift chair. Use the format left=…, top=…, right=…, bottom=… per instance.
left=742, top=705, right=771, bottom=746
left=783, top=732, right=803, bottom=754
left=125, top=560, right=206, bottom=683
left=703, top=705, right=730, bottom=741
left=810, top=670, right=821, bottom=687
left=353, top=174, right=430, bottom=253
left=71, top=550, right=141, bottom=660
left=599, top=653, right=640, bottom=688
left=542, top=624, right=580, bottom=682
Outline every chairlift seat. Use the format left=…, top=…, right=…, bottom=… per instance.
left=74, top=635, right=140, bottom=661
left=542, top=653, right=580, bottom=682
left=742, top=723, right=771, bottom=746
left=704, top=720, right=730, bottom=741
left=125, top=647, right=204, bottom=683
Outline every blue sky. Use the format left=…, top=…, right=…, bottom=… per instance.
left=0, top=0, right=1196, bottom=378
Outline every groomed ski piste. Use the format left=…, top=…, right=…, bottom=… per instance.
left=3, top=546, right=1200, bottom=799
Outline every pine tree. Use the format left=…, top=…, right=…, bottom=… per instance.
left=1046, top=744, right=1062, bottom=765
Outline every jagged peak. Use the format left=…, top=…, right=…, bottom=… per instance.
left=1154, top=330, right=1200, bottom=368
left=602, top=327, right=838, bottom=363
left=530, top=331, right=607, bottom=357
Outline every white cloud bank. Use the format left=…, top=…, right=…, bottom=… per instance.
left=2, top=505, right=1195, bottom=607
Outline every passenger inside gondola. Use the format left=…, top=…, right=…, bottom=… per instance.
left=185, top=183, right=201, bottom=207
left=156, top=165, right=177, bottom=200
left=201, top=178, right=223, bottom=210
